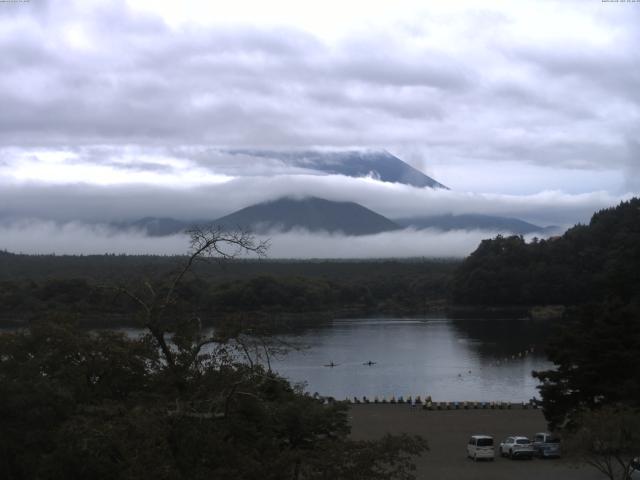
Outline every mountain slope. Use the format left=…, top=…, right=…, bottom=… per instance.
left=227, top=149, right=448, bottom=189
left=451, top=197, right=640, bottom=306
left=395, top=214, right=555, bottom=235
left=214, top=197, right=401, bottom=235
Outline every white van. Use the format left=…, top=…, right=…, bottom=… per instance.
left=467, top=435, right=495, bottom=461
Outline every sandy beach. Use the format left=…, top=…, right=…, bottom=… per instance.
left=349, top=404, right=605, bottom=480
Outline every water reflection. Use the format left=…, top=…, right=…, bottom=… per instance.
left=270, top=317, right=554, bottom=402
left=450, top=318, right=551, bottom=358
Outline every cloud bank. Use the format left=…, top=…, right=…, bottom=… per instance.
left=0, top=169, right=631, bottom=228
left=0, top=220, right=527, bottom=258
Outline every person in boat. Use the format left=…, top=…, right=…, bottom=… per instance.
left=363, top=361, right=376, bottom=366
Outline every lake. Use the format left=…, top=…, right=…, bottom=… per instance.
left=268, top=317, right=554, bottom=402
left=84, top=316, right=555, bottom=402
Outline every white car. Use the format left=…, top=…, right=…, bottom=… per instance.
left=499, top=436, right=534, bottom=459
left=467, top=435, right=495, bottom=461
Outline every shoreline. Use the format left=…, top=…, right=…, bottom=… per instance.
left=0, top=304, right=563, bottom=330
left=345, top=399, right=540, bottom=410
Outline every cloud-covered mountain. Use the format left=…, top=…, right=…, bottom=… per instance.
left=119, top=197, right=402, bottom=237
left=227, top=150, right=448, bottom=189
left=395, top=214, right=560, bottom=235
left=119, top=197, right=562, bottom=239
left=213, top=197, right=400, bottom=235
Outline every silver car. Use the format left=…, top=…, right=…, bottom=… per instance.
left=499, top=436, right=535, bottom=459
left=532, top=432, right=561, bottom=458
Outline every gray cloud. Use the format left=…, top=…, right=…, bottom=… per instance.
left=0, top=0, right=637, bottom=180
left=332, top=35, right=472, bottom=90
left=509, top=40, right=640, bottom=108
left=624, top=138, right=640, bottom=191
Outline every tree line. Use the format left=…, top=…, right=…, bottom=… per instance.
left=0, top=265, right=454, bottom=327
left=451, top=198, right=640, bottom=307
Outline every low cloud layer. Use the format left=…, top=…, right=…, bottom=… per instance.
left=262, top=228, right=520, bottom=259
left=0, top=170, right=631, bottom=228
left=0, top=220, right=527, bottom=258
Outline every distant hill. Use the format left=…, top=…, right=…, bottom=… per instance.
left=213, top=197, right=401, bottom=235
left=116, top=197, right=400, bottom=236
left=114, top=209, right=559, bottom=238
left=227, top=149, right=448, bottom=189
left=395, top=214, right=558, bottom=235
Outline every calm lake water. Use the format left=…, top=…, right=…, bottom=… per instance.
left=49, top=316, right=556, bottom=402
left=268, top=317, right=554, bottom=402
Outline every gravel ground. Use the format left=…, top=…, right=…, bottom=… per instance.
left=349, top=404, right=606, bottom=480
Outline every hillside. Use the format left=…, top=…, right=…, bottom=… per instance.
left=213, top=197, right=401, bottom=235
left=395, top=213, right=556, bottom=235
left=451, top=198, right=640, bottom=306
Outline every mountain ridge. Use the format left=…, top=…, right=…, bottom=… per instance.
left=395, top=214, right=559, bottom=235
left=226, top=149, right=448, bottom=189
left=213, top=196, right=400, bottom=235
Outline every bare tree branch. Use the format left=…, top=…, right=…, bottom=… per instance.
left=162, top=226, right=268, bottom=315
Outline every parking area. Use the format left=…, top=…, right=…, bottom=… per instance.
left=349, top=405, right=606, bottom=480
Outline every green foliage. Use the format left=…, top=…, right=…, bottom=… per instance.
left=0, top=319, right=427, bottom=479
left=0, top=260, right=456, bottom=327
left=451, top=198, right=640, bottom=306
left=533, top=301, right=640, bottom=430
left=0, top=319, right=157, bottom=479
left=208, top=276, right=339, bottom=311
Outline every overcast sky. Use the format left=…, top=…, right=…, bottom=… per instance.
left=1, top=0, right=638, bottom=255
